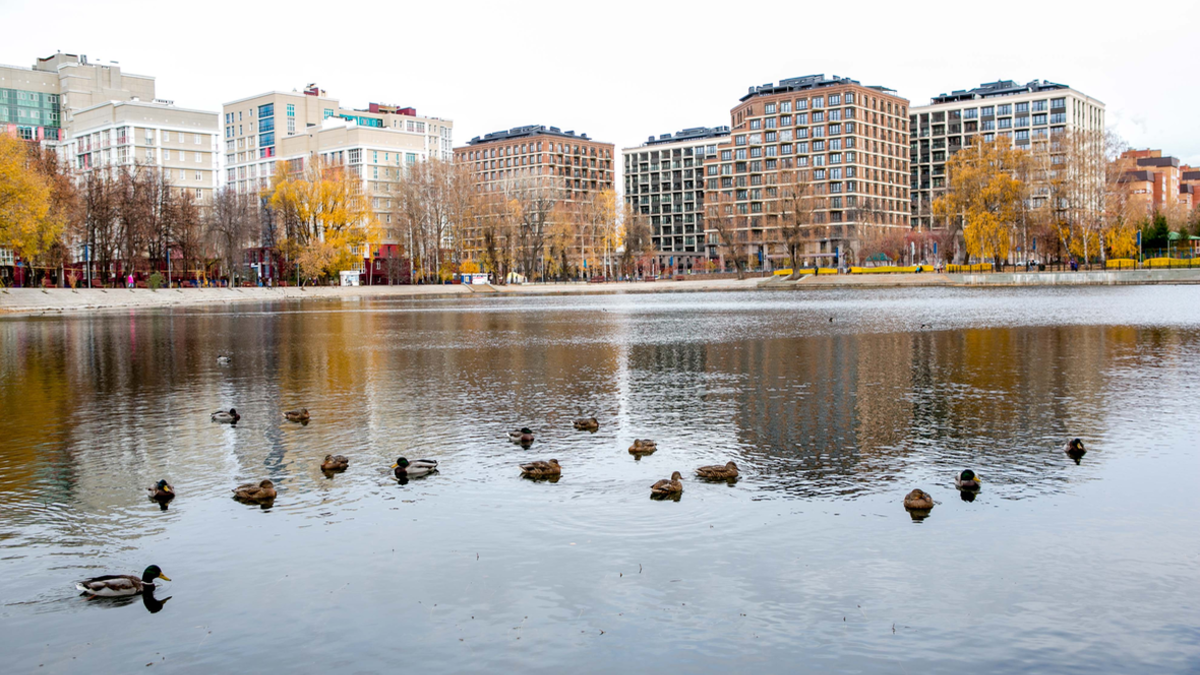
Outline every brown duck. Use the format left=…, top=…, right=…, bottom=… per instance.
left=650, top=471, right=684, bottom=495
left=233, top=479, right=277, bottom=502
left=903, top=489, right=934, bottom=511
left=284, top=408, right=310, bottom=423
left=573, top=417, right=600, bottom=432
left=628, top=439, right=658, bottom=455
left=696, top=461, right=739, bottom=480
left=520, top=459, right=561, bottom=478
left=321, top=455, right=349, bottom=472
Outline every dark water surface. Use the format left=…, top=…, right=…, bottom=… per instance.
left=2, top=287, right=1199, bottom=673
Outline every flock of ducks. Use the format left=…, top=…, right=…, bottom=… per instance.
left=75, top=359, right=1091, bottom=598
left=902, top=439, right=1087, bottom=521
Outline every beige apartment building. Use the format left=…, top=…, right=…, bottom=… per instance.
left=67, top=101, right=219, bottom=203
left=706, top=74, right=911, bottom=269
left=453, top=125, right=616, bottom=269
left=908, top=80, right=1105, bottom=230
left=221, top=85, right=454, bottom=199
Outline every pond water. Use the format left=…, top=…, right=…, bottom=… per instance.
left=1, top=287, right=1199, bottom=673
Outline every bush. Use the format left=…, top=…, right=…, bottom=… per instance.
left=148, top=272, right=164, bottom=290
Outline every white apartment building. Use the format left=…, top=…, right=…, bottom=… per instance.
left=67, top=100, right=219, bottom=203
left=909, top=79, right=1105, bottom=229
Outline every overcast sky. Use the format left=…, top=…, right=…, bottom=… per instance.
left=4, top=0, right=1198, bottom=165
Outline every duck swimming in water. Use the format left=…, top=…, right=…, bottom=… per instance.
left=519, top=459, right=561, bottom=478
left=651, top=471, right=684, bottom=496
left=954, top=469, right=981, bottom=490
left=509, top=428, right=535, bottom=446
left=77, top=565, right=170, bottom=598
left=211, top=408, right=240, bottom=424
left=628, top=439, right=657, bottom=455
left=233, top=479, right=276, bottom=502
left=903, top=489, right=934, bottom=511
left=1064, top=438, right=1086, bottom=464
left=393, top=457, right=438, bottom=478
left=696, top=461, right=739, bottom=480
left=321, top=455, right=350, bottom=472
left=147, top=479, right=174, bottom=503
left=284, top=408, right=310, bottom=423
left=573, top=417, right=600, bottom=432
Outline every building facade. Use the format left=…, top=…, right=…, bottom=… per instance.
left=705, top=75, right=910, bottom=269
left=221, top=85, right=453, bottom=198
left=622, top=126, right=729, bottom=273
left=908, top=80, right=1105, bottom=230
left=454, top=125, right=615, bottom=270
left=0, top=51, right=156, bottom=144
left=66, top=100, right=219, bottom=204
left=1120, top=149, right=1196, bottom=215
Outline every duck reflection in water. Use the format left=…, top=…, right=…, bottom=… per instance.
left=959, top=489, right=978, bottom=503
left=142, top=592, right=172, bottom=614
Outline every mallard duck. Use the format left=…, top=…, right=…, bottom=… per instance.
left=322, top=454, right=349, bottom=472
left=903, top=489, right=934, bottom=511
left=77, top=565, right=170, bottom=597
left=519, top=459, right=561, bottom=478
left=628, top=439, right=658, bottom=455
left=651, top=471, right=684, bottom=495
left=284, top=408, right=310, bottom=423
left=216, top=354, right=232, bottom=365
left=233, top=479, right=276, bottom=501
left=1064, top=438, right=1086, bottom=464
left=954, top=469, right=981, bottom=490
left=211, top=408, right=240, bottom=424
left=574, top=417, right=600, bottom=432
left=696, top=461, right=739, bottom=480
left=147, top=479, right=174, bottom=503
left=509, top=428, right=535, bottom=446
left=393, top=457, right=438, bottom=478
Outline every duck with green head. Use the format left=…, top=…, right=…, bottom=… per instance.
left=393, top=457, right=438, bottom=478
left=147, top=479, right=174, bottom=503
left=77, top=565, right=171, bottom=597
left=509, top=428, right=535, bottom=446
left=1064, top=438, right=1086, bottom=464
left=955, top=469, right=981, bottom=490
left=211, top=408, right=240, bottom=424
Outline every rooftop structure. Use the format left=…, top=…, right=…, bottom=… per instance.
left=930, top=79, right=1071, bottom=104
left=467, top=124, right=592, bottom=145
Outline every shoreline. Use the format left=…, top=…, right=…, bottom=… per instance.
left=3, top=269, right=1198, bottom=316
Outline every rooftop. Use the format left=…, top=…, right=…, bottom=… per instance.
left=1137, top=156, right=1181, bottom=169
left=467, top=125, right=594, bottom=145
left=929, top=79, right=1069, bottom=104
left=740, top=74, right=896, bottom=103
left=641, top=126, right=730, bottom=146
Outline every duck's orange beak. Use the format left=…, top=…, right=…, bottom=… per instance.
left=157, top=573, right=171, bottom=581
left=391, top=464, right=398, bottom=469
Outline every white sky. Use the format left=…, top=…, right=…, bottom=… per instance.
left=4, top=0, right=1198, bottom=165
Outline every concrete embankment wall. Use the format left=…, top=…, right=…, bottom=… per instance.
left=952, top=269, right=1200, bottom=285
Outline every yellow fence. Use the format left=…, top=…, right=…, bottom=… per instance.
left=946, top=263, right=992, bottom=273
left=1105, top=259, right=1136, bottom=269
left=849, top=265, right=935, bottom=274
left=1143, top=257, right=1200, bottom=268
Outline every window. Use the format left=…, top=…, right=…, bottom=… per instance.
left=998, top=118, right=1012, bottom=129
left=735, top=149, right=746, bottom=160
left=258, top=103, right=274, bottom=118
left=764, top=103, right=776, bottom=114
left=1015, top=102, right=1029, bottom=113
left=997, top=104, right=1012, bottom=116
left=195, top=171, right=202, bottom=181
left=829, top=94, right=841, bottom=105
left=163, top=131, right=171, bottom=142
left=1015, top=116, right=1029, bottom=127
left=813, top=96, right=824, bottom=108
left=195, top=152, right=202, bottom=163
left=259, top=132, right=274, bottom=147
left=963, top=108, right=978, bottom=119
left=812, top=111, right=825, bottom=123
left=1050, top=113, right=1066, bottom=124
left=749, top=119, right=761, bottom=130
left=845, top=93, right=855, bottom=104
left=795, top=98, right=808, bottom=110
left=981, top=106, right=994, bottom=116
left=735, top=135, right=746, bottom=146
left=1033, top=114, right=1047, bottom=125
left=1015, top=130, right=1030, bottom=140
left=720, top=150, right=732, bottom=161
left=195, top=133, right=202, bottom=144
left=1032, top=100, right=1047, bottom=112
left=781, top=101, right=792, bottom=113
left=163, top=149, right=171, bottom=161
left=1051, top=98, right=1066, bottom=109
left=259, top=117, right=274, bottom=133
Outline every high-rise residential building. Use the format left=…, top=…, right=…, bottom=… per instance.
left=0, top=51, right=155, bottom=143
left=705, top=74, right=910, bottom=269
left=454, top=125, right=615, bottom=269
left=622, top=126, right=729, bottom=273
left=908, top=79, right=1105, bottom=229
left=220, top=85, right=454, bottom=203
left=67, top=101, right=219, bottom=204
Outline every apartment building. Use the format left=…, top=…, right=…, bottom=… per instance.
left=908, top=79, right=1105, bottom=229
left=67, top=101, right=219, bottom=203
left=0, top=51, right=155, bottom=143
left=221, top=85, right=453, bottom=198
left=454, top=125, right=616, bottom=267
left=1119, top=149, right=1196, bottom=215
left=622, top=126, right=729, bottom=273
left=705, top=74, right=910, bottom=269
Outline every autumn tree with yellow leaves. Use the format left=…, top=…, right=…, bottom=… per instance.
left=0, top=135, right=78, bottom=273
left=268, top=157, right=378, bottom=284
left=934, top=137, right=1030, bottom=267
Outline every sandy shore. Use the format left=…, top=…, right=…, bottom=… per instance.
left=3, top=269, right=1197, bottom=316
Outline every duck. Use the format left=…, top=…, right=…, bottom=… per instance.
left=628, top=439, right=658, bottom=455
left=696, top=461, right=739, bottom=480
left=77, top=565, right=170, bottom=597
left=233, top=479, right=276, bottom=502
left=573, top=417, right=600, bottom=432
left=393, top=457, right=438, bottom=478
left=954, top=469, right=981, bottom=490
left=216, top=354, right=232, bottom=365
left=1064, top=438, right=1086, bottom=464
left=508, top=428, right=535, bottom=446
left=284, top=408, right=310, bottom=423
left=651, top=471, right=684, bottom=495
left=903, top=489, right=934, bottom=511
left=146, top=479, right=174, bottom=503
left=211, top=408, right=240, bottom=424
left=321, top=454, right=350, bottom=472
left=519, top=459, right=561, bottom=478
